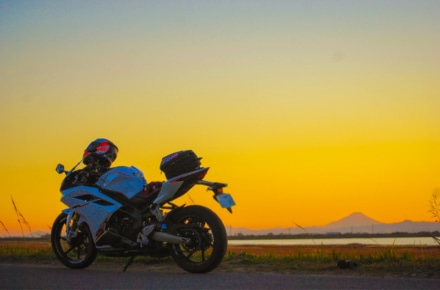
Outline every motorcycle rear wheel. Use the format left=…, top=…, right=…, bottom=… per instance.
left=51, top=213, right=97, bottom=269
left=167, top=205, right=227, bottom=273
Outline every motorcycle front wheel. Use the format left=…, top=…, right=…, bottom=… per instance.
left=51, top=213, right=97, bottom=269
left=167, top=205, right=227, bottom=273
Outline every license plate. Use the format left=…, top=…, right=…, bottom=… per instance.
left=215, top=193, right=236, bottom=208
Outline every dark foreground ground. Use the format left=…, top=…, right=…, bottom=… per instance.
left=2, top=263, right=440, bottom=290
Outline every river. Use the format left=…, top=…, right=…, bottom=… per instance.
left=228, top=236, right=439, bottom=246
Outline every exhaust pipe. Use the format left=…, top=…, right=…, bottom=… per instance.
left=150, top=232, right=191, bottom=244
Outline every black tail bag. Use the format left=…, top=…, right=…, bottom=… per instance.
left=160, top=150, right=201, bottom=179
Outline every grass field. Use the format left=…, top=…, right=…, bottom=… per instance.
left=224, top=244, right=440, bottom=278
left=1, top=239, right=439, bottom=278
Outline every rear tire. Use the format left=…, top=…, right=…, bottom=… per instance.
left=167, top=205, right=227, bottom=273
left=51, top=213, right=97, bottom=269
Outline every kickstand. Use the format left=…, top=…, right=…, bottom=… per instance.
left=123, top=255, right=136, bottom=272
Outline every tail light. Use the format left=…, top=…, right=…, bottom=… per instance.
left=197, top=168, right=209, bottom=179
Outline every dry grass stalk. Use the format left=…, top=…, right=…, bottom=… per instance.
left=428, top=189, right=440, bottom=245
left=10, top=196, right=32, bottom=238
left=429, top=189, right=440, bottom=223
left=0, top=221, right=11, bottom=237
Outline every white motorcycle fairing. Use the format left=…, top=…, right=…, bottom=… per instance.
left=61, top=166, right=145, bottom=240
left=61, top=185, right=122, bottom=239
left=95, top=166, right=146, bottom=199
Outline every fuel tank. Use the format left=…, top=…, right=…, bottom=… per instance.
left=96, top=166, right=146, bottom=199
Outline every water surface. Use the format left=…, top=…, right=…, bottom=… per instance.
left=228, top=237, right=438, bottom=246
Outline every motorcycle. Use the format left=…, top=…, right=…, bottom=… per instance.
left=51, top=139, right=235, bottom=273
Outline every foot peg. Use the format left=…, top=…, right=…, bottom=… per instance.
left=137, top=224, right=155, bottom=247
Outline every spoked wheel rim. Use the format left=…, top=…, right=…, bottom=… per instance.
left=168, top=206, right=227, bottom=273
left=51, top=213, right=97, bottom=269
left=173, top=217, right=215, bottom=263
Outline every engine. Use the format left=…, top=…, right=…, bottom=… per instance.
left=96, top=208, right=145, bottom=248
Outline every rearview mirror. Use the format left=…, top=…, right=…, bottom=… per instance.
left=55, top=164, right=65, bottom=174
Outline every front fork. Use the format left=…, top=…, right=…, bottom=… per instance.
left=65, top=210, right=79, bottom=243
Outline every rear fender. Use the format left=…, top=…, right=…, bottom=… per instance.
left=152, top=168, right=209, bottom=205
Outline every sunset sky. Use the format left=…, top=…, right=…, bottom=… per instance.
left=1, top=1, right=439, bottom=236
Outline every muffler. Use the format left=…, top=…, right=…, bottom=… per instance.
left=150, top=232, right=191, bottom=244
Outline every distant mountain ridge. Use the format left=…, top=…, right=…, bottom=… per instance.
left=229, top=212, right=440, bottom=236
left=325, top=212, right=380, bottom=228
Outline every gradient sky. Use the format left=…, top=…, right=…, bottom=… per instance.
left=1, top=1, right=439, bottom=236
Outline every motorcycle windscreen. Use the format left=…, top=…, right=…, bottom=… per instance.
left=96, top=166, right=146, bottom=199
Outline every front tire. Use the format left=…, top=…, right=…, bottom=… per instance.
left=51, top=213, right=97, bottom=269
left=167, top=205, right=227, bottom=273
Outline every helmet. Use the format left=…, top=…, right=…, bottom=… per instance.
left=83, top=138, right=118, bottom=168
